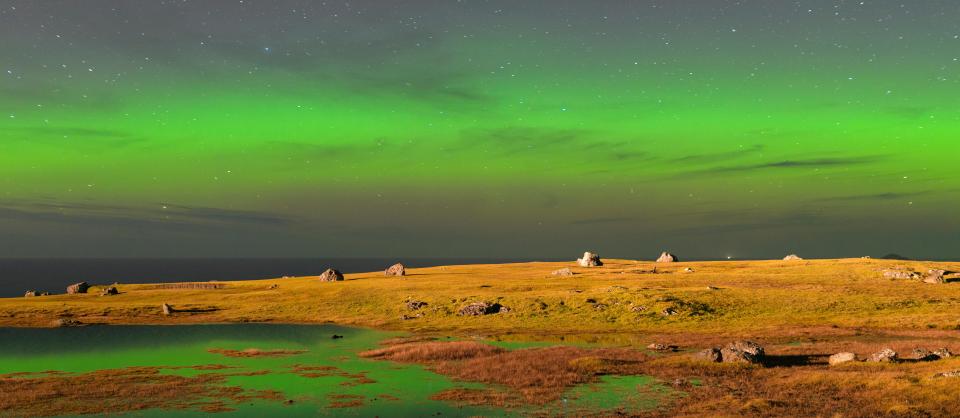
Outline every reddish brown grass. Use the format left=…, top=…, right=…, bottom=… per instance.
left=207, top=348, right=307, bottom=358
left=360, top=341, right=505, bottom=362
left=0, top=367, right=283, bottom=417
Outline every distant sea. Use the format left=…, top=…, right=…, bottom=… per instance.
left=0, top=258, right=552, bottom=298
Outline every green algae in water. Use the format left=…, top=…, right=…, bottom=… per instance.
left=551, top=375, right=673, bottom=416
left=0, top=324, right=505, bottom=417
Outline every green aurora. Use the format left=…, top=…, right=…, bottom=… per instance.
left=0, top=1, right=957, bottom=258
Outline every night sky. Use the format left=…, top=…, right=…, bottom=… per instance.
left=1, top=1, right=957, bottom=259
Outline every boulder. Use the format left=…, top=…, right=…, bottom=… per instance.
left=100, top=286, right=119, bottom=296
left=552, top=268, right=576, bottom=276
left=576, top=252, right=602, bottom=267
left=66, top=282, right=90, bottom=294
left=720, top=340, right=765, bottom=364
left=162, top=303, right=173, bottom=316
left=829, top=352, right=858, bottom=366
left=868, top=348, right=897, bottom=363
left=24, top=290, right=40, bottom=297
left=318, top=268, right=344, bottom=282
left=384, top=263, right=406, bottom=277
left=268, top=284, right=279, bottom=289
left=934, top=348, right=953, bottom=359
left=656, top=252, right=678, bottom=263
left=406, top=300, right=428, bottom=310
left=458, top=302, right=502, bottom=316
left=783, top=254, right=803, bottom=261
left=912, top=348, right=940, bottom=362
left=694, top=348, right=722, bottom=362
left=924, top=269, right=947, bottom=284
left=682, top=267, right=695, bottom=273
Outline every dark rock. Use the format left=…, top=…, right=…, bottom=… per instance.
left=66, top=282, right=89, bottom=294
left=268, top=284, right=279, bottom=289
left=656, top=252, right=678, bottom=263
left=162, top=303, right=173, bottom=316
left=406, top=300, right=428, bottom=310
left=100, top=286, right=119, bottom=296
left=661, top=307, right=678, bottom=316
left=318, top=268, right=344, bottom=282
left=720, top=340, right=765, bottom=364
left=458, top=302, right=502, bottom=316
left=576, top=252, right=602, bottom=267
left=695, top=348, right=722, bottom=362
left=385, top=263, right=406, bottom=277
left=51, top=318, right=83, bottom=327
left=912, top=348, right=940, bottom=361
left=331, top=334, right=344, bottom=339
left=868, top=348, right=898, bottom=363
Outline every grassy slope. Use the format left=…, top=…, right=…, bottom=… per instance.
left=1, top=258, right=958, bottom=337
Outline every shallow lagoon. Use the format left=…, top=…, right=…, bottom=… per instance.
left=0, top=324, right=670, bottom=417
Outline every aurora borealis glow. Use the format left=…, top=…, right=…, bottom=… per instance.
left=1, top=1, right=957, bottom=259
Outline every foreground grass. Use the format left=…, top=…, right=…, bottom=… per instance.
left=1, top=258, right=957, bottom=337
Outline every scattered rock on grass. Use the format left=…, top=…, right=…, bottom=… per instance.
left=406, top=300, right=428, bottom=310
left=647, top=343, right=678, bottom=352
left=882, top=269, right=920, bottom=280
left=385, top=263, right=406, bottom=277
left=868, top=348, right=898, bottom=363
left=829, top=352, right=858, bottom=366
left=935, top=370, right=960, bottom=378
left=552, top=268, right=575, bottom=276
left=99, top=286, right=119, bottom=296
left=720, top=340, right=765, bottom=364
left=24, top=290, right=40, bottom=297
left=783, top=254, right=803, bottom=261
left=318, top=268, right=344, bottom=282
left=576, top=252, right=602, bottom=267
left=458, top=302, right=503, bottom=316
left=682, top=267, right=695, bottom=273
left=923, top=269, right=947, bottom=284
left=661, top=307, right=677, bottom=316
left=694, top=348, right=722, bottom=362
left=67, top=282, right=89, bottom=294
left=162, top=303, right=173, bottom=316
left=934, top=348, right=953, bottom=359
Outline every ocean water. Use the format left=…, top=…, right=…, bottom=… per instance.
left=0, top=257, right=545, bottom=298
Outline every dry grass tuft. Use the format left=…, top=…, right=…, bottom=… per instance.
left=207, top=348, right=307, bottom=358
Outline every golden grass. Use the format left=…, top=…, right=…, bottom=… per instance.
left=1, top=258, right=957, bottom=338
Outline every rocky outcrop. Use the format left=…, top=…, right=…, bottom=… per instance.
left=576, top=252, right=602, bottom=267
left=882, top=269, right=920, bottom=280
left=24, top=290, right=40, bottom=297
left=318, top=268, right=344, bottom=282
left=458, top=302, right=503, bottom=316
left=384, top=263, right=406, bottom=277
left=100, top=286, right=119, bottom=296
left=783, top=254, right=803, bottom=261
left=552, top=268, right=575, bottom=276
left=923, top=269, right=947, bottom=284
left=829, top=352, right=858, bottom=366
left=66, top=282, right=89, bottom=294
left=868, top=348, right=897, bottom=363
left=656, top=252, right=678, bottom=263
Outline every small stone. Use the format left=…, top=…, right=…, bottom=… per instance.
left=268, top=284, right=279, bottom=289
left=331, top=334, right=344, bottom=339
left=24, top=290, right=40, bottom=297
left=933, top=348, right=953, bottom=359
left=829, top=352, right=857, bottom=366
left=100, top=286, right=119, bottom=296
left=783, top=254, right=803, bottom=261
left=682, top=267, right=695, bottom=273
left=868, top=348, right=898, bottom=363
left=385, top=263, right=406, bottom=277
left=162, top=303, right=173, bottom=316
left=576, top=252, right=602, bottom=267
left=318, top=268, right=344, bottom=282
left=647, top=343, right=677, bottom=351
left=631, top=305, right=646, bottom=312
left=661, top=307, right=677, bottom=316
